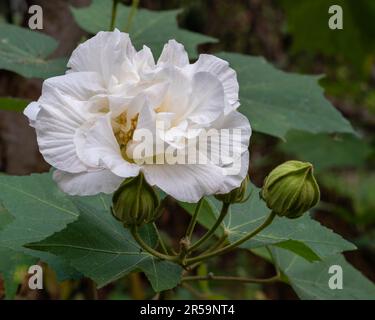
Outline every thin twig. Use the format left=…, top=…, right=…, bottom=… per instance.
left=182, top=274, right=280, bottom=284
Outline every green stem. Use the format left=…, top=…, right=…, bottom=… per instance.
left=153, top=222, right=169, bottom=255
left=185, top=198, right=204, bottom=241
left=131, top=226, right=177, bottom=261
left=204, top=232, right=228, bottom=253
left=124, top=0, right=140, bottom=32
left=186, top=211, right=277, bottom=266
left=185, top=233, right=228, bottom=271
left=110, top=0, right=120, bottom=30
left=182, top=274, right=280, bottom=284
left=188, top=202, right=230, bottom=253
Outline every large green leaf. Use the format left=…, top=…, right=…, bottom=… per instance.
left=271, top=247, right=375, bottom=300
left=0, top=174, right=82, bottom=295
left=0, top=97, right=29, bottom=112
left=0, top=24, right=67, bottom=79
left=71, top=0, right=217, bottom=58
left=26, top=198, right=183, bottom=292
left=217, top=52, right=354, bottom=140
left=279, top=131, right=372, bottom=172
left=0, top=202, right=13, bottom=231
left=0, top=173, right=79, bottom=248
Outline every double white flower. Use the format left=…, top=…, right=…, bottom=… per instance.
left=25, top=30, right=251, bottom=203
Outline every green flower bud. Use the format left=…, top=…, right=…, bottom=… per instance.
left=111, top=173, right=160, bottom=227
left=261, top=161, right=320, bottom=219
left=215, top=175, right=250, bottom=204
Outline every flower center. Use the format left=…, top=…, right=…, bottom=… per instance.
left=113, top=112, right=139, bottom=160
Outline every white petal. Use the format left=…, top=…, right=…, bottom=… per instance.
left=35, top=94, right=92, bottom=173
left=217, top=150, right=250, bottom=195
left=41, top=72, right=105, bottom=102
left=154, top=68, right=224, bottom=125
left=142, top=156, right=249, bottom=203
left=141, top=110, right=251, bottom=202
left=67, top=29, right=136, bottom=84
left=142, top=164, right=226, bottom=202
left=158, top=40, right=189, bottom=67
left=156, top=67, right=190, bottom=117
left=53, top=169, right=123, bottom=196
left=191, top=54, right=239, bottom=113
left=210, top=110, right=252, bottom=163
left=81, top=114, right=140, bottom=178
left=185, top=71, right=225, bottom=124
left=107, top=80, right=169, bottom=118
left=34, top=72, right=106, bottom=172
left=134, top=45, right=156, bottom=76
left=24, top=101, right=41, bottom=127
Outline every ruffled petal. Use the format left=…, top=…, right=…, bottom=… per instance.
left=157, top=40, right=189, bottom=67
left=208, top=110, right=251, bottom=165
left=67, top=29, right=136, bottom=85
left=35, top=94, right=90, bottom=173
left=142, top=163, right=226, bottom=203
left=134, top=45, right=156, bottom=77
left=141, top=110, right=251, bottom=202
left=40, top=72, right=105, bottom=102
left=53, top=169, right=123, bottom=196
left=185, top=71, right=225, bottom=124
left=23, top=101, right=41, bottom=127
left=34, top=72, right=106, bottom=173
left=190, top=54, right=239, bottom=113
left=155, top=68, right=225, bottom=125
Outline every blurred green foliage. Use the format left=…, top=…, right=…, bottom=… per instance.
left=322, top=173, right=375, bottom=226
left=279, top=0, right=375, bottom=115
left=279, top=0, right=375, bottom=75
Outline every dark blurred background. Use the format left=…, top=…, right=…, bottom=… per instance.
left=0, top=0, right=374, bottom=299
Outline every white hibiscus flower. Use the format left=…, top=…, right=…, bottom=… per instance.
left=24, top=29, right=251, bottom=203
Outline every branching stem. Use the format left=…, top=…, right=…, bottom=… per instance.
left=185, top=211, right=276, bottom=266
left=188, top=202, right=230, bottom=253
